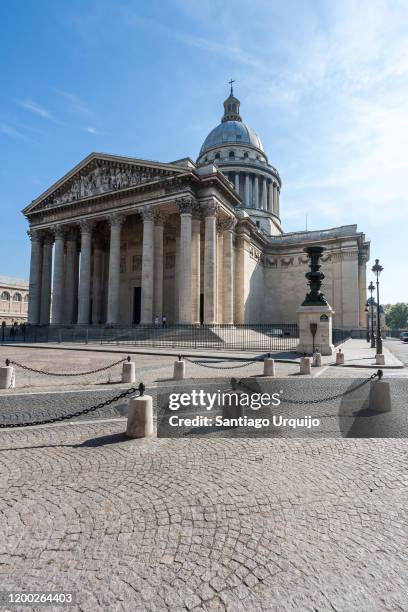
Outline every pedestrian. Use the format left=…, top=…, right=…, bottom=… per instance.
left=154, top=315, right=159, bottom=326
left=162, top=315, right=167, bottom=328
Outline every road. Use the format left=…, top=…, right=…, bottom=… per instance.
left=385, top=337, right=408, bottom=366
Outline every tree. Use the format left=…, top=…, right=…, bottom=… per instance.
left=384, top=303, right=408, bottom=329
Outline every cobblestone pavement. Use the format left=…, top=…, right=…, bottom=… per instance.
left=0, top=346, right=300, bottom=393
left=0, top=423, right=407, bottom=611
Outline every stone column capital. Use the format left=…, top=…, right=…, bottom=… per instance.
left=154, top=211, right=167, bottom=227
left=107, top=213, right=125, bottom=229
left=79, top=219, right=94, bottom=234
left=27, top=228, right=42, bottom=242
left=141, top=205, right=155, bottom=222
left=203, top=200, right=219, bottom=218
left=53, top=224, right=66, bottom=240
left=218, top=217, right=237, bottom=233
left=176, top=196, right=199, bottom=215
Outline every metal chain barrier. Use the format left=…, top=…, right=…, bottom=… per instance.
left=5, top=356, right=129, bottom=377
left=0, top=382, right=145, bottom=429
left=234, top=371, right=381, bottom=405
left=184, top=356, right=260, bottom=370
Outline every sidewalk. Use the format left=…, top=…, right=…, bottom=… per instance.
left=2, top=338, right=404, bottom=369
left=330, top=338, right=404, bottom=369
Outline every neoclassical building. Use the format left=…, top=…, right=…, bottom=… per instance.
left=24, top=87, right=369, bottom=329
left=0, top=276, right=29, bottom=325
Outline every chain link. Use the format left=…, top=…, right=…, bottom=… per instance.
left=0, top=385, right=141, bottom=429
left=184, top=357, right=259, bottom=370
left=235, top=372, right=379, bottom=405
left=8, top=357, right=128, bottom=377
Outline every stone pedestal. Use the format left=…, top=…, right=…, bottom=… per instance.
left=369, top=380, right=391, bottom=413
left=173, top=360, right=185, bottom=380
left=263, top=358, right=275, bottom=377
left=299, top=357, right=311, bottom=375
left=375, top=354, right=385, bottom=365
left=122, top=361, right=136, bottom=383
left=336, top=350, right=345, bottom=365
left=0, top=366, right=15, bottom=389
left=126, top=394, right=154, bottom=438
left=313, top=352, right=322, bottom=367
left=297, top=305, right=335, bottom=356
left=222, top=393, right=244, bottom=420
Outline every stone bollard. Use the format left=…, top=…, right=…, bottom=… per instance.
left=313, top=352, right=322, bottom=367
left=222, top=390, right=244, bottom=421
left=0, top=366, right=15, bottom=389
left=369, top=377, right=391, bottom=413
left=126, top=393, right=154, bottom=438
left=122, top=360, right=136, bottom=383
left=263, top=357, right=275, bottom=377
left=375, top=354, right=385, bottom=366
left=300, top=357, right=311, bottom=375
left=173, top=356, right=185, bottom=380
left=336, top=350, right=345, bottom=365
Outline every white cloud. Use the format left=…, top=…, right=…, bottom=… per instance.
left=18, top=99, right=58, bottom=122
left=84, top=126, right=100, bottom=134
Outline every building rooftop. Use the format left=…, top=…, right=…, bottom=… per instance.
left=0, top=276, right=29, bottom=288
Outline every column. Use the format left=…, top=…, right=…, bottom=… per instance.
left=140, top=206, right=155, bottom=324
left=261, top=177, right=267, bottom=210
left=177, top=198, right=195, bottom=324
left=216, top=224, right=223, bottom=322
left=234, top=172, right=240, bottom=195
left=273, top=183, right=278, bottom=216
left=192, top=216, right=201, bottom=324
left=244, top=173, right=250, bottom=207
left=40, top=234, right=53, bottom=324
left=106, top=214, right=124, bottom=324
left=51, top=226, right=65, bottom=324
left=92, top=242, right=103, bottom=324
left=268, top=181, right=274, bottom=213
left=234, top=231, right=249, bottom=324
left=276, top=187, right=280, bottom=217
left=358, top=253, right=368, bottom=328
left=64, top=230, right=77, bottom=323
left=77, top=220, right=93, bottom=325
left=222, top=219, right=236, bottom=324
left=174, top=229, right=180, bottom=323
left=153, top=213, right=164, bottom=321
left=203, top=201, right=218, bottom=324
left=27, top=229, right=43, bottom=325
left=73, top=245, right=80, bottom=323
left=254, top=175, right=259, bottom=209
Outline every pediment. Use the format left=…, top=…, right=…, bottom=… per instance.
left=24, top=153, right=186, bottom=215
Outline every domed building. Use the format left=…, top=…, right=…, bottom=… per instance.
left=23, top=86, right=370, bottom=336
left=197, top=85, right=282, bottom=236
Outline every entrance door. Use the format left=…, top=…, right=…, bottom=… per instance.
left=200, top=293, right=204, bottom=324
left=133, top=287, right=141, bottom=324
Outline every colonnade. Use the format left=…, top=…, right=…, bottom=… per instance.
left=27, top=200, right=237, bottom=326
left=230, top=171, right=279, bottom=215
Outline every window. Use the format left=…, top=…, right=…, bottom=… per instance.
left=120, top=256, right=126, bottom=274
left=256, top=221, right=260, bottom=228
left=13, top=293, right=22, bottom=302
left=229, top=151, right=235, bottom=159
left=24, top=294, right=29, bottom=302
left=1, top=291, right=10, bottom=301
left=244, top=152, right=249, bottom=158
left=215, top=153, right=220, bottom=159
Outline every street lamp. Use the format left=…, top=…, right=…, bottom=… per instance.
left=368, top=281, right=375, bottom=348
left=365, top=305, right=370, bottom=342
left=371, top=259, right=384, bottom=354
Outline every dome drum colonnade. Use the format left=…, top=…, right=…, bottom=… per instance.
left=27, top=198, right=238, bottom=327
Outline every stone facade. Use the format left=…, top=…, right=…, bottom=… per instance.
left=23, top=90, right=370, bottom=329
left=0, top=276, right=29, bottom=325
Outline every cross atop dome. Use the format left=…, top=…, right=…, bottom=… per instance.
left=222, top=82, right=242, bottom=123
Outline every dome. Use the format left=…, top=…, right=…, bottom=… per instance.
left=199, top=121, right=264, bottom=156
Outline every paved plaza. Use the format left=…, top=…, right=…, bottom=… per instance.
left=0, top=340, right=407, bottom=611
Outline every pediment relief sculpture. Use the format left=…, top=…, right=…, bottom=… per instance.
left=42, top=160, right=174, bottom=209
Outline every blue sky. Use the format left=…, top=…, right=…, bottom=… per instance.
left=0, top=0, right=406, bottom=302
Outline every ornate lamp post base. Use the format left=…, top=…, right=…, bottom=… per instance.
left=297, top=304, right=335, bottom=356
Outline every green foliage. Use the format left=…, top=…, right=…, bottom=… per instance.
left=384, top=303, right=408, bottom=329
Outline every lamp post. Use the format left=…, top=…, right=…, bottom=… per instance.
left=371, top=259, right=383, bottom=355
left=368, top=281, right=375, bottom=348
left=365, top=305, right=370, bottom=342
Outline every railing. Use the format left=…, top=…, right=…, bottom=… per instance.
left=332, top=329, right=352, bottom=346
left=1, top=323, right=299, bottom=352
